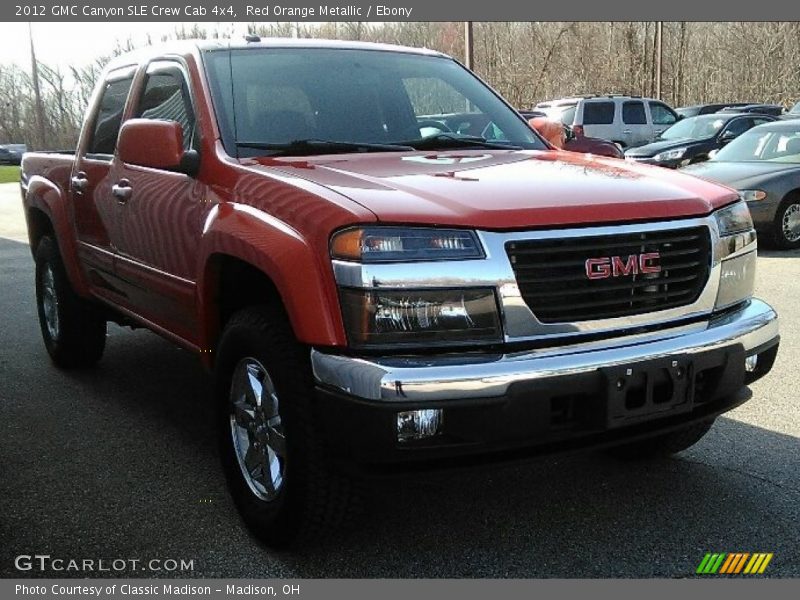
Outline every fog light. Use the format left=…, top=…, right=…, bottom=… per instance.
left=745, top=354, right=758, bottom=373
left=397, top=409, right=443, bottom=442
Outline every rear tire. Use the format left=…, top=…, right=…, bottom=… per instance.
left=35, top=236, right=106, bottom=368
left=606, top=419, right=715, bottom=460
left=215, top=305, right=356, bottom=548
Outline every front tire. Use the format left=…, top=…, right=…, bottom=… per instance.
left=606, top=419, right=715, bottom=460
left=35, top=236, right=106, bottom=368
left=215, top=306, right=355, bottom=548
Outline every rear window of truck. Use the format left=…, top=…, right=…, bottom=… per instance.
left=582, top=101, right=615, bottom=125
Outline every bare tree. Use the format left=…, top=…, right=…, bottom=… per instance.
left=6, top=22, right=800, bottom=150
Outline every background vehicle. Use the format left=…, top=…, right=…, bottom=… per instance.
left=563, top=129, right=624, bottom=157
left=0, top=144, right=24, bottom=165
left=534, top=95, right=680, bottom=148
left=625, top=113, right=775, bottom=167
left=780, top=101, right=800, bottom=120
left=682, top=120, right=800, bottom=248
left=676, top=103, right=750, bottom=118
left=20, top=39, right=778, bottom=547
left=718, top=104, right=785, bottom=117
left=527, top=116, right=623, bottom=158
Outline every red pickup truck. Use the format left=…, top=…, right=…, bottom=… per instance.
left=21, top=39, right=779, bottom=547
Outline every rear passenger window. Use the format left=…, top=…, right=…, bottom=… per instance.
left=582, top=102, right=615, bottom=125
left=622, top=101, right=646, bottom=125
left=87, top=77, right=133, bottom=156
left=135, top=68, right=195, bottom=150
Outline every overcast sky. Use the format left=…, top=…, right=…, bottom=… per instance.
left=2, top=22, right=247, bottom=70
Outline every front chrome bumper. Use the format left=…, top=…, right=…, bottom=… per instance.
left=312, top=298, right=778, bottom=403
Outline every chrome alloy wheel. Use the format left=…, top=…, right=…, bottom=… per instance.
left=229, top=358, right=287, bottom=501
left=782, top=202, right=800, bottom=243
left=41, top=264, right=60, bottom=340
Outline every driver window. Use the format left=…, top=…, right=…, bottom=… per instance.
left=723, top=118, right=750, bottom=138
left=649, top=102, right=677, bottom=126
left=135, top=67, right=196, bottom=151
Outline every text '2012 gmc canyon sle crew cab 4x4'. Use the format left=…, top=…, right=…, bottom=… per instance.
left=21, top=39, right=779, bottom=547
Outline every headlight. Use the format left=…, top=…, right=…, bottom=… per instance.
left=331, top=227, right=483, bottom=263
left=739, top=189, right=767, bottom=202
left=715, top=201, right=754, bottom=235
left=713, top=201, right=756, bottom=310
left=339, top=288, right=502, bottom=348
left=653, top=147, right=686, bottom=161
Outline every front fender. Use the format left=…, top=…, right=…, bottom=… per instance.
left=24, top=175, right=91, bottom=296
left=196, top=202, right=347, bottom=353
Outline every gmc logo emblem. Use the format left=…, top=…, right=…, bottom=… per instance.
left=585, top=252, right=661, bottom=279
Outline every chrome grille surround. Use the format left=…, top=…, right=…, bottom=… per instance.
left=331, top=215, right=756, bottom=344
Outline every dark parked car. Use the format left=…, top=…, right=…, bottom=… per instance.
left=0, top=145, right=23, bottom=165
left=718, top=104, right=785, bottom=117
left=682, top=120, right=800, bottom=248
left=676, top=103, right=751, bottom=118
left=624, top=113, right=775, bottom=168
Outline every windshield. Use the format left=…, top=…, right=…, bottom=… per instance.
left=204, top=48, right=544, bottom=157
left=713, top=127, right=800, bottom=163
left=660, top=115, right=727, bottom=141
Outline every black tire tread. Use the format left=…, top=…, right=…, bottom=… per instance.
left=35, top=236, right=106, bottom=368
left=216, top=305, right=358, bottom=548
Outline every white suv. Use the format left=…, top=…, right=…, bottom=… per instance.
left=535, top=95, right=680, bottom=148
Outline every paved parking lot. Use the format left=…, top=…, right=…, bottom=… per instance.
left=0, top=182, right=797, bottom=577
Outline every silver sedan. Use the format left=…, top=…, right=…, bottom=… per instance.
left=682, top=120, right=800, bottom=249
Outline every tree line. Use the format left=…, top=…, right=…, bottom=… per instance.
left=3, top=21, right=800, bottom=150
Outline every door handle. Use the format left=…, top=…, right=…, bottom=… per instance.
left=111, top=179, right=132, bottom=204
left=70, top=172, right=89, bottom=193
left=622, top=129, right=632, bottom=134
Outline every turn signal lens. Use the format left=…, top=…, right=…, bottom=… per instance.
left=739, top=189, right=767, bottom=202
left=331, top=227, right=483, bottom=263
left=330, top=229, right=364, bottom=261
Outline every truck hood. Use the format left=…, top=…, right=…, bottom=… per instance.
left=245, top=149, right=737, bottom=229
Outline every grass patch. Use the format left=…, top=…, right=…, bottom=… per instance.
left=0, top=166, right=21, bottom=184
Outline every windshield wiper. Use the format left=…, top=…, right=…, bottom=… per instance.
left=400, top=133, right=522, bottom=151
left=236, top=139, right=415, bottom=156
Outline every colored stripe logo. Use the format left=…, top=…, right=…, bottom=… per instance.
left=696, top=553, right=773, bottom=574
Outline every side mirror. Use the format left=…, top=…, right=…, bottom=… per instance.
left=563, top=125, right=576, bottom=142
left=719, top=130, right=738, bottom=144
left=118, top=119, right=196, bottom=175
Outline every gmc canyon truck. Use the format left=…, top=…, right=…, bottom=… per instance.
left=21, top=39, right=779, bottom=547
